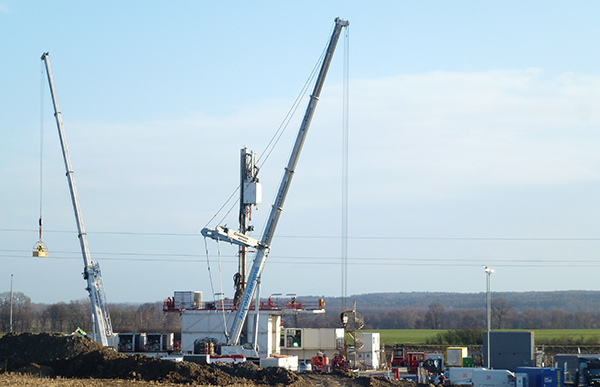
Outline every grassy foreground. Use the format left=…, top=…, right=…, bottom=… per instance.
left=364, top=329, right=600, bottom=346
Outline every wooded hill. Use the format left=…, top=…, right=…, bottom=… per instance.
left=321, top=290, right=600, bottom=313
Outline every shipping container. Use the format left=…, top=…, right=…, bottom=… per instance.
left=174, top=291, right=202, bottom=310
left=514, top=367, right=563, bottom=387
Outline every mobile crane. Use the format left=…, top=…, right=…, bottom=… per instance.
left=201, top=17, right=349, bottom=351
left=41, top=53, right=114, bottom=347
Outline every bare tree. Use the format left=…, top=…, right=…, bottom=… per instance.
left=136, top=302, right=165, bottom=332
left=46, top=302, right=69, bottom=332
left=0, top=292, right=33, bottom=333
left=491, top=298, right=513, bottom=329
left=424, top=302, right=445, bottom=329
left=109, top=304, right=138, bottom=332
left=64, top=299, right=91, bottom=332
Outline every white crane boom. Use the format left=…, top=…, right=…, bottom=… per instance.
left=41, top=52, right=114, bottom=346
left=202, top=17, right=349, bottom=347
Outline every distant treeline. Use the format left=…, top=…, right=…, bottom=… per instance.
left=4, top=290, right=600, bottom=334
left=0, top=292, right=180, bottom=334
left=287, top=290, right=600, bottom=330
left=319, top=290, right=600, bottom=313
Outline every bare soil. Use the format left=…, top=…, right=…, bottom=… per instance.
left=0, top=333, right=419, bottom=387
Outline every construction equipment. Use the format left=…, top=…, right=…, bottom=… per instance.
left=311, top=352, right=330, bottom=372
left=407, top=352, right=426, bottom=374
left=41, top=52, right=114, bottom=347
left=332, top=353, right=349, bottom=372
left=201, top=17, right=349, bottom=350
left=391, top=344, right=407, bottom=367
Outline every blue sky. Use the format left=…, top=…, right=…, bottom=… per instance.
left=2, top=1, right=600, bottom=304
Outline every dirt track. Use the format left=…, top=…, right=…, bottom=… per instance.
left=0, top=333, right=418, bottom=387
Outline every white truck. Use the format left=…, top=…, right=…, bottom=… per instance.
left=472, top=369, right=515, bottom=387
left=448, top=368, right=515, bottom=387
left=449, top=367, right=488, bottom=385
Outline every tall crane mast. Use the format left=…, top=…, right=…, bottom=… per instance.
left=202, top=17, right=349, bottom=347
left=41, top=52, right=114, bottom=346
left=234, top=148, right=261, bottom=307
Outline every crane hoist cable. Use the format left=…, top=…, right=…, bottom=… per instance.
left=33, top=61, right=48, bottom=258
left=341, top=25, right=350, bottom=311
left=201, top=39, right=327, bottom=233
left=202, top=235, right=230, bottom=342
left=217, top=238, right=230, bottom=341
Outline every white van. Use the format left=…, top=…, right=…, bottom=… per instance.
left=449, top=368, right=487, bottom=385
left=472, top=369, right=515, bottom=387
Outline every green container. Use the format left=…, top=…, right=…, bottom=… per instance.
left=462, top=357, right=474, bottom=367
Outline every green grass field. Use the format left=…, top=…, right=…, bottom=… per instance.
left=363, top=329, right=600, bottom=346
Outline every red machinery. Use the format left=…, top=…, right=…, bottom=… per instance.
left=311, top=352, right=330, bottom=372
left=332, top=354, right=349, bottom=372
left=391, top=345, right=407, bottom=367
left=406, top=352, right=426, bottom=374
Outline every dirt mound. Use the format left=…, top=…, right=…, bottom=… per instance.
left=218, top=361, right=300, bottom=385
left=0, top=332, right=105, bottom=371
left=0, top=333, right=299, bottom=385
left=0, top=333, right=416, bottom=386
left=47, top=352, right=245, bottom=385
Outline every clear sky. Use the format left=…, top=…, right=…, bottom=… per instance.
left=2, top=1, right=600, bottom=304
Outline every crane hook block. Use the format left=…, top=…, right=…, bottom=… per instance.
left=33, top=240, right=48, bottom=257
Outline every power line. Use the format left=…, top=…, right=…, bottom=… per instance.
left=1, top=250, right=598, bottom=268
left=2, top=228, right=600, bottom=241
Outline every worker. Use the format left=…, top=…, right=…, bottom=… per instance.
left=268, top=296, right=273, bottom=308
left=434, top=373, right=446, bottom=386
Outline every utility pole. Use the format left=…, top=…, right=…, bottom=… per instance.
left=9, top=274, right=14, bottom=333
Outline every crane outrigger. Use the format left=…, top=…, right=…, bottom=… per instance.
left=201, top=17, right=349, bottom=350
left=41, top=52, right=114, bottom=347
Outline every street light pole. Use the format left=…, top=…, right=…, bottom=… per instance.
left=483, top=265, right=494, bottom=369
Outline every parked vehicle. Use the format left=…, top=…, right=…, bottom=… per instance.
left=471, top=369, right=515, bottom=387
left=554, top=354, right=600, bottom=387
left=448, top=367, right=487, bottom=385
